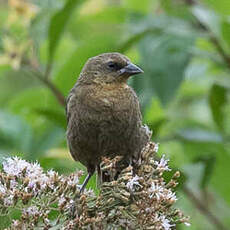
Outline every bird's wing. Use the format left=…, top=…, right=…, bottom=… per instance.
left=65, top=94, right=71, bottom=124
left=66, top=88, right=76, bottom=125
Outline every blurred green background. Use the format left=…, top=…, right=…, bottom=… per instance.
left=0, top=0, right=230, bottom=229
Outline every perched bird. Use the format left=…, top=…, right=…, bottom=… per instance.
left=66, top=52, right=151, bottom=192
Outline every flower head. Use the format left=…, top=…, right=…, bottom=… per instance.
left=159, top=215, right=175, bottom=230
left=155, top=154, right=171, bottom=172
left=3, top=157, right=30, bottom=176
left=23, top=206, right=39, bottom=216
left=126, top=175, right=142, bottom=191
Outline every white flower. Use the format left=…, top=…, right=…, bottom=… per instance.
left=184, top=222, right=191, bottom=226
left=39, top=175, right=51, bottom=189
left=66, top=199, right=74, bottom=209
left=27, top=162, right=43, bottom=177
left=58, top=196, right=66, bottom=207
left=23, top=206, right=39, bottom=216
left=3, top=158, right=48, bottom=186
left=149, top=182, right=164, bottom=200
left=154, top=143, right=159, bottom=153
left=149, top=181, right=177, bottom=202
left=27, top=180, right=36, bottom=189
left=4, top=194, right=14, bottom=206
left=0, top=183, right=6, bottom=194
left=67, top=175, right=79, bottom=187
left=2, top=158, right=56, bottom=194
left=155, top=155, right=171, bottom=171
left=10, top=179, right=18, bottom=189
left=47, top=169, right=56, bottom=178
left=44, top=218, right=50, bottom=225
left=126, top=175, right=142, bottom=191
left=28, top=174, right=49, bottom=192
left=12, top=220, right=21, bottom=227
left=159, top=215, right=175, bottom=230
left=3, top=157, right=30, bottom=176
left=165, top=190, right=177, bottom=202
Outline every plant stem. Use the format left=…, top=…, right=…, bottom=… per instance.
left=35, top=71, right=66, bottom=107
left=24, top=67, right=66, bottom=107
left=209, top=36, right=230, bottom=69
left=183, top=186, right=228, bottom=230
left=44, top=61, right=53, bottom=80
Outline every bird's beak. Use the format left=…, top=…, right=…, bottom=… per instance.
left=119, top=63, right=144, bottom=76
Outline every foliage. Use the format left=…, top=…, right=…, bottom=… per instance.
left=0, top=0, right=230, bottom=229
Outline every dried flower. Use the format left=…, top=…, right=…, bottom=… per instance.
left=155, top=154, right=171, bottom=172
left=3, top=157, right=30, bottom=176
left=0, top=142, right=189, bottom=229
left=149, top=181, right=165, bottom=200
left=126, top=175, right=142, bottom=191
left=23, top=206, right=39, bottom=216
left=159, top=215, right=175, bottom=230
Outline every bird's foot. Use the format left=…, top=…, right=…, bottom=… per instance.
left=79, top=173, right=92, bottom=193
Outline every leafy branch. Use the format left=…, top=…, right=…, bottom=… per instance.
left=23, top=66, right=66, bottom=107
left=21, top=0, right=86, bottom=107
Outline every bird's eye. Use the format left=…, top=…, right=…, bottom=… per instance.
left=108, top=62, right=116, bottom=69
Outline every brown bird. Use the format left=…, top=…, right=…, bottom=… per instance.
left=66, top=52, right=151, bottom=192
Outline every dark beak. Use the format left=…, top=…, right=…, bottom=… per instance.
left=119, top=63, right=144, bottom=76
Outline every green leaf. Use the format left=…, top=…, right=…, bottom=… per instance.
left=182, top=162, right=207, bottom=188
left=0, top=65, right=11, bottom=77
left=210, top=146, right=230, bottom=205
left=177, top=128, right=223, bottom=143
left=138, top=33, right=193, bottom=105
left=209, top=83, right=228, bottom=130
left=0, top=216, right=11, bottom=230
left=144, top=98, right=165, bottom=121
left=86, top=7, right=126, bottom=23
left=203, top=0, right=230, bottom=15
left=194, top=155, right=216, bottom=189
left=30, top=126, right=65, bottom=159
left=8, top=86, right=64, bottom=130
left=221, top=20, right=230, bottom=49
left=119, top=14, right=198, bottom=52
left=39, top=157, right=79, bottom=174
left=0, top=111, right=33, bottom=154
left=68, top=6, right=127, bottom=42
left=192, top=5, right=221, bottom=36
left=35, top=108, right=66, bottom=129
left=48, top=0, right=84, bottom=62
left=122, top=0, right=152, bottom=13
left=0, top=69, right=41, bottom=108
left=144, top=98, right=167, bottom=136
left=160, top=0, right=193, bottom=19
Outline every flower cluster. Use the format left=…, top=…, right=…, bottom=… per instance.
left=0, top=157, right=84, bottom=229
left=0, top=142, right=189, bottom=229
left=70, top=142, right=189, bottom=229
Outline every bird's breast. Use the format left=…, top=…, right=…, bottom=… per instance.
left=81, top=83, right=135, bottom=113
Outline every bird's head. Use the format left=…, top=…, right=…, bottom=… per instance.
left=78, top=52, right=143, bottom=84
